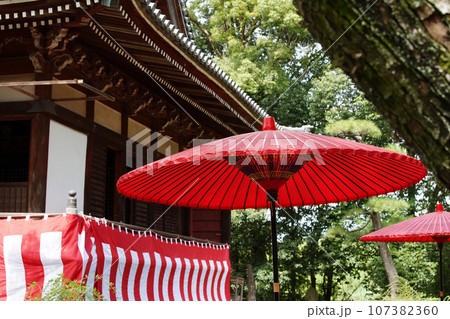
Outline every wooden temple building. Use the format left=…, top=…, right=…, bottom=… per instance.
left=0, top=0, right=268, bottom=244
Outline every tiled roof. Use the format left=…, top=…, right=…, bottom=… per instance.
left=140, top=0, right=271, bottom=129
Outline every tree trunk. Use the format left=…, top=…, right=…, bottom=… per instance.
left=310, top=269, right=316, bottom=289
left=289, top=268, right=297, bottom=300
left=246, top=264, right=257, bottom=301
left=324, top=267, right=334, bottom=301
left=369, top=211, right=399, bottom=299
left=295, top=0, right=450, bottom=190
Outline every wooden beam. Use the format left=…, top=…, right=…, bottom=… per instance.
left=52, top=96, right=113, bottom=102
left=0, top=79, right=84, bottom=87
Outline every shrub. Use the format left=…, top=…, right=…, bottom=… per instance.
left=25, top=274, right=113, bottom=301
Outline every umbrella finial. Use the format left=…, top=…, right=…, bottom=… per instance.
left=262, top=117, right=276, bottom=131
left=436, top=203, right=444, bottom=212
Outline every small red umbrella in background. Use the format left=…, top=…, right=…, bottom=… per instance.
left=117, top=117, right=427, bottom=300
left=360, top=204, right=450, bottom=300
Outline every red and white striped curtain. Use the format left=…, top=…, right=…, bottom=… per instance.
left=0, top=214, right=231, bottom=301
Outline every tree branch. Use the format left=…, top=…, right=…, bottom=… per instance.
left=347, top=216, right=371, bottom=233
left=188, top=12, right=222, bottom=58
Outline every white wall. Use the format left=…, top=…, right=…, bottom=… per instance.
left=45, top=120, right=87, bottom=213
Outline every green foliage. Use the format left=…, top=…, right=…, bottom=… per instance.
left=230, top=208, right=270, bottom=268
left=231, top=208, right=284, bottom=300
left=335, top=272, right=380, bottom=301
left=309, top=69, right=377, bottom=126
left=24, top=274, right=112, bottom=301
left=325, top=119, right=381, bottom=142
left=383, top=277, right=438, bottom=301
left=188, top=0, right=318, bottom=103
left=366, top=197, right=409, bottom=214
left=383, top=144, right=407, bottom=154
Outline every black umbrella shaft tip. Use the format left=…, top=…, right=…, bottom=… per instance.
left=438, top=243, right=444, bottom=301
left=269, top=195, right=280, bottom=301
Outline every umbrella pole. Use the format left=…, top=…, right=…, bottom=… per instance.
left=438, top=243, right=444, bottom=301
left=269, top=198, right=280, bottom=301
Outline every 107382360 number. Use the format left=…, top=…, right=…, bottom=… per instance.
left=368, top=305, right=438, bottom=316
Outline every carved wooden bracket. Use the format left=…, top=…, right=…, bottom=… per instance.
left=29, top=26, right=79, bottom=75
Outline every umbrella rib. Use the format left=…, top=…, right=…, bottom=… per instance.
left=278, top=131, right=297, bottom=149
left=255, top=182, right=267, bottom=208
left=294, top=179, right=306, bottom=206
left=241, top=176, right=253, bottom=210
left=341, top=154, right=394, bottom=192
left=272, top=131, right=280, bottom=150
left=330, top=153, right=391, bottom=196
left=291, top=173, right=305, bottom=206
left=120, top=159, right=193, bottom=199
left=360, top=155, right=424, bottom=184
left=205, top=164, right=240, bottom=209
left=409, top=214, right=441, bottom=238
left=310, top=156, right=352, bottom=202
left=117, top=169, right=157, bottom=197
left=184, top=159, right=228, bottom=207
left=137, top=159, right=212, bottom=204
left=227, top=131, right=263, bottom=155
left=215, top=168, right=242, bottom=210
left=193, top=160, right=235, bottom=208
left=260, top=131, right=269, bottom=155
left=407, top=215, right=434, bottom=237
left=282, top=181, right=293, bottom=207
left=334, top=154, right=391, bottom=194
left=195, top=160, right=242, bottom=208
left=118, top=165, right=180, bottom=200
left=298, top=169, right=316, bottom=205
left=305, top=132, right=348, bottom=150
left=230, top=172, right=247, bottom=209
left=321, top=155, right=370, bottom=198
left=136, top=162, right=202, bottom=202
left=302, top=164, right=329, bottom=204
left=306, top=160, right=341, bottom=203
left=161, top=159, right=221, bottom=205
left=361, top=157, right=419, bottom=183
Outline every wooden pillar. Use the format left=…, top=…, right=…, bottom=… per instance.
left=83, top=100, right=95, bottom=214
left=28, top=67, right=53, bottom=212
left=114, top=148, right=126, bottom=222
left=34, top=73, right=53, bottom=100
left=28, top=113, right=50, bottom=212
left=83, top=134, right=94, bottom=214
left=115, top=106, right=129, bottom=222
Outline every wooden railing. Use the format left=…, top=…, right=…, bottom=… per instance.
left=0, top=182, right=28, bottom=212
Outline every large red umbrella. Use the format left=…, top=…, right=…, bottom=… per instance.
left=360, top=204, right=450, bottom=300
left=117, top=117, right=427, bottom=300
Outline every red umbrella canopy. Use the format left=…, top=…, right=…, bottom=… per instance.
left=360, top=204, right=450, bottom=244
left=117, top=117, right=427, bottom=210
